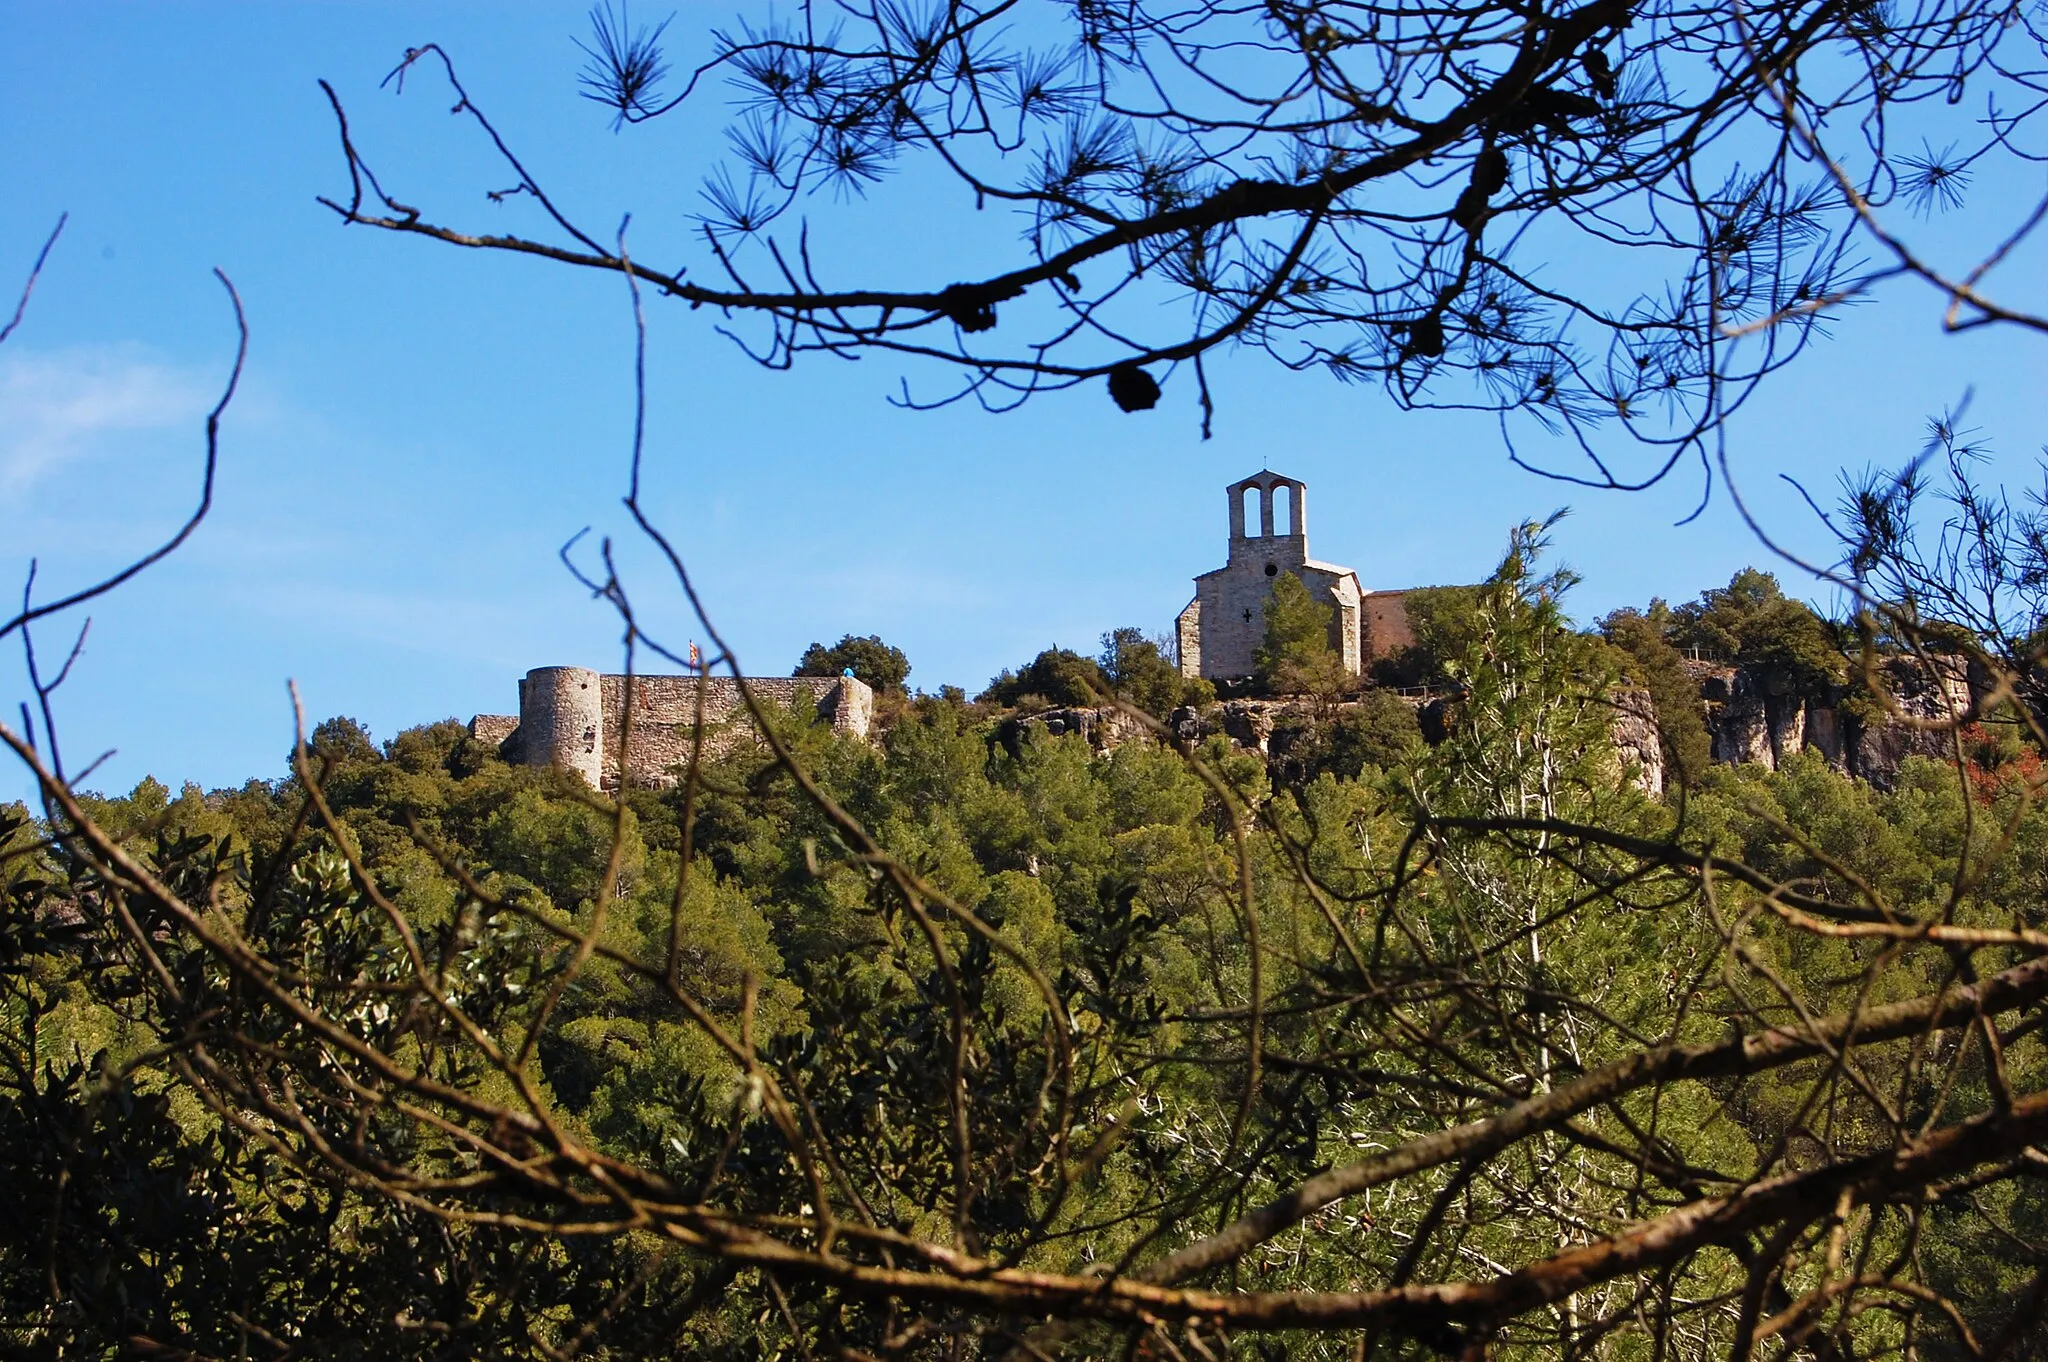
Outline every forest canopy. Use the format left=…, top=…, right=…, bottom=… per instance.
left=7, top=0, right=2048, bottom=1354
left=9, top=534, right=2048, bottom=1359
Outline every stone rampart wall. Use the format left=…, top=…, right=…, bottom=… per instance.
left=469, top=714, right=519, bottom=754
left=1176, top=600, right=1204, bottom=679
left=470, top=670, right=873, bottom=790
left=597, top=675, right=869, bottom=787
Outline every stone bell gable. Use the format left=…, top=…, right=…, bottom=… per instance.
left=1175, top=471, right=1414, bottom=682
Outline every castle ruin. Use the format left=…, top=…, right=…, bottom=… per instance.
left=476, top=471, right=1421, bottom=790
left=469, top=668, right=872, bottom=791
left=1177, top=471, right=1421, bottom=682
left=463, top=471, right=1976, bottom=798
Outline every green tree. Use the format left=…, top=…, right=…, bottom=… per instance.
left=1268, top=689, right=1425, bottom=787
left=19, top=10, right=2048, bottom=1338
left=979, top=647, right=1106, bottom=709
left=17, top=599, right=2048, bottom=1357
left=1367, top=584, right=1483, bottom=689
left=1326, top=690, right=1426, bottom=776
left=1670, top=567, right=1844, bottom=693
left=1255, top=571, right=1347, bottom=697
left=1423, top=520, right=1622, bottom=825
left=794, top=633, right=911, bottom=692
left=1603, top=602, right=1715, bottom=786
left=303, top=715, right=381, bottom=769
left=1098, top=626, right=1211, bottom=715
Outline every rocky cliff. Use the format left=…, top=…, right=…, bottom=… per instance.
left=995, top=654, right=1975, bottom=793
left=1689, top=655, right=1974, bottom=788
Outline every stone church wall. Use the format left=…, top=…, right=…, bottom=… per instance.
left=1180, top=471, right=1369, bottom=680
left=1360, top=589, right=1418, bottom=661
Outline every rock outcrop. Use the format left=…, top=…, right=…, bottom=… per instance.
left=1689, top=655, right=1974, bottom=788
left=1609, top=688, right=1666, bottom=797
left=993, top=654, right=1974, bottom=795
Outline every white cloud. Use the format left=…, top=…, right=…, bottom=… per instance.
left=0, top=344, right=215, bottom=494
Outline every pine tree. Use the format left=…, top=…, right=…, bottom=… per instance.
left=1255, top=572, right=1345, bottom=696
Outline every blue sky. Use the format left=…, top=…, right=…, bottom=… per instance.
left=4, top=4, right=2044, bottom=803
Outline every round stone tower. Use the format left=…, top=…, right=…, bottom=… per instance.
left=521, top=666, right=605, bottom=787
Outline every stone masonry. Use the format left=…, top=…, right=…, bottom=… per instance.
left=1177, top=471, right=1420, bottom=681
left=467, top=474, right=1981, bottom=800
left=470, top=667, right=873, bottom=791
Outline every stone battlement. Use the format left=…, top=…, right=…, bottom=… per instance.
left=470, top=667, right=873, bottom=790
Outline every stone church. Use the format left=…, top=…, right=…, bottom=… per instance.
left=1176, top=471, right=1420, bottom=681
left=477, top=469, right=1426, bottom=788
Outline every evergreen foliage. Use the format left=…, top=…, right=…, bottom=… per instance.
left=794, top=633, right=912, bottom=692
left=20, top=0, right=2048, bottom=1334
left=1255, top=572, right=1347, bottom=697
left=1367, top=584, right=1484, bottom=689
left=1097, top=627, right=1212, bottom=715
left=1603, top=602, right=1717, bottom=785
left=979, top=646, right=1107, bottom=709
left=7, top=542, right=2048, bottom=1359
left=1669, top=567, right=1845, bottom=692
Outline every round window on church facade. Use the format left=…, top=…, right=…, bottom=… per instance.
left=1265, top=562, right=1278, bottom=576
